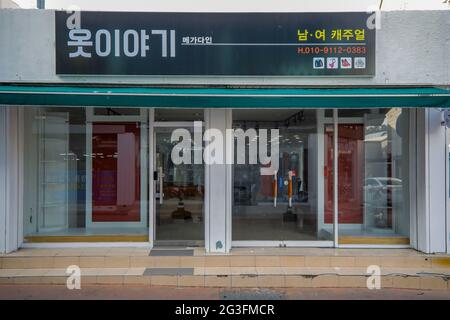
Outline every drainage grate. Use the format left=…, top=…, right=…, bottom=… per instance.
left=143, top=268, right=194, bottom=276
left=149, top=249, right=194, bottom=256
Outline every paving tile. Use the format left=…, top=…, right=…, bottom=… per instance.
left=150, top=275, right=177, bottom=286
left=80, top=249, right=109, bottom=256
left=230, top=267, right=257, bottom=275
left=2, top=258, right=35, bottom=269
left=130, top=256, right=154, bottom=268
left=152, top=257, right=180, bottom=268
left=205, top=275, right=231, bottom=287
left=282, top=267, right=308, bottom=275
left=180, top=256, right=205, bottom=268
left=354, top=256, right=381, bottom=268
left=42, top=276, right=68, bottom=285
left=143, top=268, right=194, bottom=276
left=231, top=275, right=258, bottom=288
left=96, top=276, right=124, bottom=285
left=150, top=249, right=194, bottom=256
left=255, top=256, right=280, bottom=267
left=13, top=277, right=43, bottom=285
left=229, top=256, right=255, bottom=267
left=106, top=248, right=137, bottom=256
left=123, top=275, right=151, bottom=285
left=330, top=256, right=355, bottom=267
left=53, top=257, right=80, bottom=268
left=104, top=256, right=130, bottom=268
left=45, top=269, right=68, bottom=277
left=380, top=257, right=406, bottom=267
left=204, top=256, right=230, bottom=267
left=125, top=268, right=146, bottom=276
left=311, top=275, right=339, bottom=288
left=79, top=257, right=105, bottom=268
left=257, top=275, right=285, bottom=288
left=338, top=275, right=368, bottom=288
left=381, top=275, right=394, bottom=288
left=55, top=249, right=84, bottom=257
left=80, top=268, right=103, bottom=276
left=405, top=256, right=432, bottom=268
left=304, top=256, right=331, bottom=267
left=193, top=248, right=207, bottom=256
left=97, top=268, right=129, bottom=276
left=279, top=256, right=305, bottom=267
left=420, top=276, right=448, bottom=290
left=178, top=275, right=205, bottom=287
left=0, top=278, right=15, bottom=284
left=81, top=276, right=98, bottom=285
left=392, top=276, right=421, bottom=289
left=200, top=267, right=230, bottom=276
left=0, top=269, right=21, bottom=277
left=431, top=257, right=450, bottom=268
left=284, top=275, right=312, bottom=288
left=256, top=267, right=283, bottom=275
left=132, top=248, right=152, bottom=256
left=14, top=269, right=49, bottom=277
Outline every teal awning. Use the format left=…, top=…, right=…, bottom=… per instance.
left=0, top=85, right=449, bottom=108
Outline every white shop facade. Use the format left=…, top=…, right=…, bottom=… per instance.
left=0, top=9, right=449, bottom=254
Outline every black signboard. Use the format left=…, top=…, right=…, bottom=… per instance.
left=55, top=11, right=376, bottom=76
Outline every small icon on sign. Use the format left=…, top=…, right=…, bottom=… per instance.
left=313, top=57, right=324, bottom=69
left=340, top=57, right=352, bottom=69
left=354, top=57, right=366, bottom=69
left=327, top=57, right=338, bottom=69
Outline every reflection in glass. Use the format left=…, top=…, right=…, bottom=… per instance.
left=155, top=127, right=204, bottom=244
left=232, top=109, right=333, bottom=241
left=329, top=108, right=411, bottom=243
left=22, top=107, right=148, bottom=240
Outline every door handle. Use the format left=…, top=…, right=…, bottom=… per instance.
left=273, top=170, right=277, bottom=208
left=158, top=166, right=164, bottom=205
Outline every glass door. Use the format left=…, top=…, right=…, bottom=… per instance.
left=154, top=127, right=204, bottom=246
left=232, top=109, right=334, bottom=246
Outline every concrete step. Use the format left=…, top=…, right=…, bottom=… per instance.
left=0, top=266, right=448, bottom=290
left=1, top=253, right=449, bottom=269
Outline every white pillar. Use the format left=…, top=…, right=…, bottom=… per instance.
left=416, top=108, right=447, bottom=253
left=0, top=107, right=6, bottom=254
left=204, top=109, right=232, bottom=253
left=0, top=107, right=23, bottom=254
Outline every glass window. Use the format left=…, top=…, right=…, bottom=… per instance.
left=332, top=108, right=411, bottom=244
left=93, top=108, right=141, bottom=116
left=155, top=109, right=204, bottom=122
left=23, top=107, right=148, bottom=241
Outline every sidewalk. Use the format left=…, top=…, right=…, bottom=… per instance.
left=0, top=285, right=449, bottom=300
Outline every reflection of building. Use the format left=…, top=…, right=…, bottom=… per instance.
left=0, top=9, right=449, bottom=257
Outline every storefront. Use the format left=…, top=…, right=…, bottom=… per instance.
left=0, top=9, right=449, bottom=254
